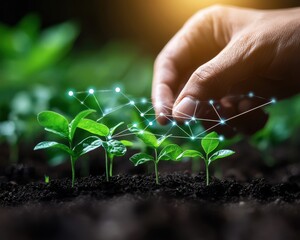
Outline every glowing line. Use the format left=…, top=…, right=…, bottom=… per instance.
left=211, top=103, right=222, bottom=120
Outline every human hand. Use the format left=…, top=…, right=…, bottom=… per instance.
left=152, top=5, right=300, bottom=134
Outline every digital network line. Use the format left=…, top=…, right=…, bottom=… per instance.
left=68, top=88, right=276, bottom=142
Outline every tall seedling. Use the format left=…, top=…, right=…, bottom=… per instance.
left=34, top=110, right=102, bottom=187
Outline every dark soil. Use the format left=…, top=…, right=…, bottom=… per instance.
left=1, top=173, right=300, bottom=240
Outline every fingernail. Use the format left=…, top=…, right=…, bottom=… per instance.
left=173, top=97, right=197, bottom=119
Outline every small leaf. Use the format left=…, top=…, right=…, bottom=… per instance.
left=69, top=109, right=96, bottom=140
left=120, top=140, right=133, bottom=147
left=157, top=134, right=172, bottom=147
left=176, top=150, right=204, bottom=160
left=128, top=125, right=158, bottom=148
left=34, top=141, right=73, bottom=155
left=110, top=122, right=124, bottom=135
left=78, top=118, right=110, bottom=137
left=209, top=149, right=235, bottom=164
left=73, top=136, right=102, bottom=158
left=103, top=140, right=126, bottom=157
left=130, top=153, right=154, bottom=166
left=201, top=132, right=219, bottom=155
left=37, top=111, right=69, bottom=138
left=158, top=144, right=183, bottom=161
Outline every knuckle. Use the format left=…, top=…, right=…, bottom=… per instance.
left=192, top=63, right=222, bottom=88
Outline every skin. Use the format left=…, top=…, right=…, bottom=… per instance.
left=152, top=5, right=300, bottom=135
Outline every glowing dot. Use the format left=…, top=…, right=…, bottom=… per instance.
left=220, top=119, right=225, bottom=125
left=271, top=98, right=276, bottom=104
left=248, top=92, right=254, bottom=98
left=130, top=100, right=135, bottom=105
left=139, top=130, right=144, bottom=134
left=159, top=112, right=164, bottom=117
left=140, top=113, right=145, bottom=117
left=191, top=136, right=195, bottom=140
left=141, top=98, right=147, bottom=104
left=133, top=123, right=137, bottom=127
left=108, top=136, right=112, bottom=140
left=219, top=135, right=225, bottom=141
left=115, top=87, right=121, bottom=93
left=172, top=121, right=177, bottom=126
left=149, top=122, right=153, bottom=126
left=103, top=113, right=106, bottom=117
left=209, top=100, right=214, bottom=105
left=191, top=117, right=196, bottom=121
left=80, top=101, right=84, bottom=105
left=185, top=121, right=189, bottom=126
left=88, top=89, right=94, bottom=94
left=68, top=91, right=74, bottom=96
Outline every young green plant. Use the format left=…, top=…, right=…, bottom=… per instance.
left=177, top=132, right=235, bottom=185
left=78, top=119, right=131, bottom=181
left=128, top=126, right=182, bottom=184
left=34, top=109, right=102, bottom=187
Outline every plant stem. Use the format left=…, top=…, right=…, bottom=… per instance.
left=105, top=151, right=109, bottom=182
left=154, top=148, right=159, bottom=184
left=109, top=156, right=114, bottom=177
left=71, top=156, right=75, bottom=188
left=205, top=163, right=209, bottom=186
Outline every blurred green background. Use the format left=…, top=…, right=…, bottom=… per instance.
left=0, top=0, right=300, bottom=176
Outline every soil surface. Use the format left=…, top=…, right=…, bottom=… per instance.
left=1, top=173, right=300, bottom=240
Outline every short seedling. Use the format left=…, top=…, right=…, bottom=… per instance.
left=129, top=126, right=183, bottom=184
left=78, top=119, right=132, bottom=181
left=177, top=132, right=235, bottom=185
left=44, top=175, right=50, bottom=184
left=34, top=110, right=102, bottom=187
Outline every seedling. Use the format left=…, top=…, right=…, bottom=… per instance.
left=44, top=175, right=50, bottom=184
left=128, top=126, right=183, bottom=184
left=34, top=110, right=102, bottom=187
left=177, top=132, right=235, bottom=185
left=78, top=119, right=132, bottom=181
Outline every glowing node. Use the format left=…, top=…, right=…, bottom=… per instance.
left=140, top=113, right=145, bottom=117
left=139, top=130, right=144, bottom=134
left=115, top=87, right=121, bottom=93
left=219, top=135, right=225, bottom=141
left=209, top=100, right=214, bottom=105
left=141, top=98, right=147, bottom=104
left=80, top=101, right=84, bottom=105
left=133, top=123, right=138, bottom=127
left=149, top=122, right=153, bottom=126
left=248, top=92, right=254, bottom=98
left=172, top=121, right=177, bottom=126
left=130, top=100, right=135, bottom=105
left=271, top=98, right=276, bottom=104
left=220, top=119, right=225, bottom=125
left=191, top=117, right=196, bottom=121
left=184, top=121, right=189, bottom=126
left=88, top=89, right=94, bottom=94
left=159, top=112, right=164, bottom=117
left=108, top=135, right=112, bottom=140
left=68, top=91, right=74, bottom=96
left=191, top=136, right=195, bottom=141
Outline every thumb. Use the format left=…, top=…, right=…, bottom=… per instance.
left=172, top=38, right=257, bottom=121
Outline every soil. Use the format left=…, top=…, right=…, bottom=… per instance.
left=1, top=172, right=300, bottom=240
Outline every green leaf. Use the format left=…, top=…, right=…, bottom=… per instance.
left=176, top=150, right=204, bottom=160
left=201, top=132, right=219, bottom=155
left=110, top=122, right=124, bottom=136
left=158, top=144, right=183, bottom=161
left=78, top=118, right=110, bottom=137
left=130, top=153, right=154, bottom=166
left=209, top=149, right=235, bottom=164
left=69, top=109, right=96, bottom=140
left=157, top=134, right=172, bottom=147
left=120, top=140, right=133, bottom=147
left=73, top=136, right=102, bottom=158
left=128, top=125, right=158, bottom=148
left=34, top=141, right=73, bottom=155
left=37, top=111, right=69, bottom=138
left=103, top=140, right=126, bottom=157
